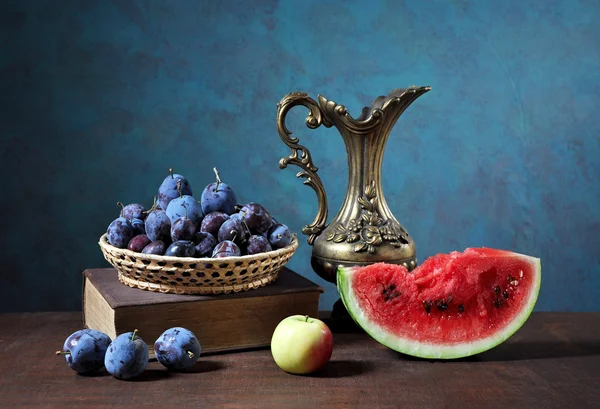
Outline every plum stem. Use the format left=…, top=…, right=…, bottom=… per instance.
left=239, top=210, right=251, bottom=234
left=169, top=168, right=174, bottom=179
left=181, top=202, right=189, bottom=219
left=55, top=350, right=70, bottom=355
left=176, top=179, right=183, bottom=198
left=117, top=201, right=125, bottom=217
left=213, top=167, right=222, bottom=192
left=131, top=329, right=138, bottom=341
left=305, top=315, right=309, bottom=322
left=187, top=351, right=195, bottom=359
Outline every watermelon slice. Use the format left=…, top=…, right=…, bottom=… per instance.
left=337, top=248, right=542, bottom=359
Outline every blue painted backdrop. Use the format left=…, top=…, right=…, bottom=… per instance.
left=1, top=0, right=598, bottom=312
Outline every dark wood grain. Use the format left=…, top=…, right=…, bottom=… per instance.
left=0, top=312, right=598, bottom=408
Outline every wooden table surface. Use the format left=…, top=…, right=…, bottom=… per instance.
left=0, top=312, right=598, bottom=408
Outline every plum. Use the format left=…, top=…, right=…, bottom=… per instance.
left=157, top=168, right=192, bottom=211
left=200, top=168, right=237, bottom=215
left=240, top=202, right=273, bottom=235
left=212, top=240, right=241, bottom=258
left=268, top=223, right=293, bottom=249
left=217, top=218, right=247, bottom=245
left=141, top=240, right=167, bottom=255
left=120, top=203, right=146, bottom=221
left=165, top=240, right=196, bottom=257
left=199, top=212, right=229, bottom=237
left=246, top=235, right=272, bottom=255
left=104, top=330, right=149, bottom=380
left=145, top=201, right=171, bottom=242
left=154, top=327, right=201, bottom=370
left=193, top=232, right=217, bottom=257
left=56, top=329, right=111, bottom=374
left=166, top=180, right=203, bottom=225
left=131, top=218, right=146, bottom=235
left=107, top=216, right=134, bottom=248
left=127, top=234, right=151, bottom=252
left=170, top=203, right=196, bottom=242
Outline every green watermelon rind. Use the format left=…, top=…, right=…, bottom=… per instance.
left=336, top=254, right=542, bottom=359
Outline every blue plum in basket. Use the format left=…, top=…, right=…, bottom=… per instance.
left=194, top=232, right=217, bottom=257
left=107, top=216, right=134, bottom=248
left=158, top=168, right=192, bottom=211
left=217, top=218, right=247, bottom=245
left=199, top=212, right=229, bottom=237
left=166, top=195, right=203, bottom=226
left=121, top=203, right=146, bottom=221
left=56, top=329, right=111, bottom=374
left=154, top=327, right=201, bottom=370
left=170, top=204, right=196, bottom=242
left=229, top=212, right=242, bottom=222
left=145, top=208, right=171, bottom=242
left=212, top=240, right=241, bottom=258
left=131, top=218, right=146, bottom=235
left=141, top=240, right=167, bottom=255
left=127, top=234, right=151, bottom=253
left=268, top=223, right=292, bottom=249
left=105, top=330, right=149, bottom=380
left=165, top=240, right=196, bottom=257
left=246, top=235, right=272, bottom=255
left=240, top=202, right=273, bottom=235
left=201, top=168, right=237, bottom=215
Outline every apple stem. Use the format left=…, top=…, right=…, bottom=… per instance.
left=305, top=315, right=309, bottom=322
left=169, top=168, right=174, bottom=179
left=187, top=351, right=195, bottom=359
left=131, top=329, right=138, bottom=341
left=55, top=350, right=70, bottom=355
left=213, top=167, right=222, bottom=192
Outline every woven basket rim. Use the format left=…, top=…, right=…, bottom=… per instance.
left=98, top=233, right=299, bottom=262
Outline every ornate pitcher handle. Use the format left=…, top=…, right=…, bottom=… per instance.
left=277, top=92, right=330, bottom=245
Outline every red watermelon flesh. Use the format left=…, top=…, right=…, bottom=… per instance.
left=337, top=248, right=541, bottom=359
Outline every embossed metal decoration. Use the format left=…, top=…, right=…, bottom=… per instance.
left=277, top=86, right=431, bottom=283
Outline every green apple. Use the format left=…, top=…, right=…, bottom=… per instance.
left=270, top=315, right=333, bottom=375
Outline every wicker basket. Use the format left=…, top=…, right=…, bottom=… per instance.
left=98, top=233, right=298, bottom=295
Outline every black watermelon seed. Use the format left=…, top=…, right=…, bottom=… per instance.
left=435, top=299, right=448, bottom=311
left=494, top=286, right=500, bottom=295
left=493, top=298, right=504, bottom=308
left=458, top=304, right=465, bottom=313
left=503, top=290, right=509, bottom=299
left=507, top=275, right=515, bottom=283
left=423, top=300, right=433, bottom=314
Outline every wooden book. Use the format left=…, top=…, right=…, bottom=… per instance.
left=82, top=267, right=323, bottom=357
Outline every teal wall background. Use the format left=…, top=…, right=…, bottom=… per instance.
left=1, top=0, right=599, bottom=312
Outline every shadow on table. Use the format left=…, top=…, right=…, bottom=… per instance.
left=311, top=360, right=373, bottom=378
left=182, top=360, right=227, bottom=373
left=125, top=369, right=171, bottom=382
left=394, top=341, right=600, bottom=362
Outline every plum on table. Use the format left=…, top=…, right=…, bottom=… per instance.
left=104, top=330, right=149, bottom=380
left=154, top=327, right=201, bottom=370
left=56, top=329, right=112, bottom=374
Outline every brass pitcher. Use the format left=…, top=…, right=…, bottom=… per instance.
left=276, top=86, right=431, bottom=283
